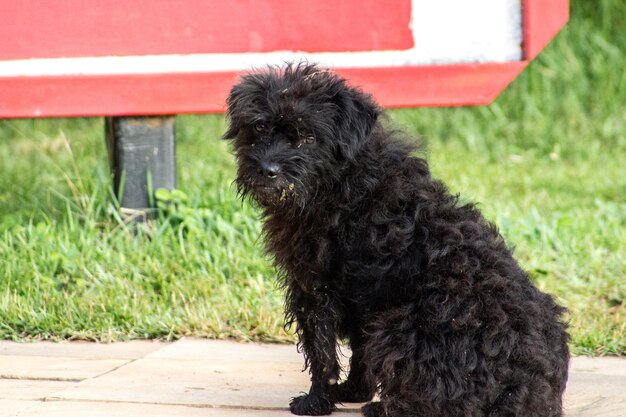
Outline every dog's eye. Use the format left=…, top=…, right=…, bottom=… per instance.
left=297, top=132, right=316, bottom=147
left=254, top=122, right=267, bottom=133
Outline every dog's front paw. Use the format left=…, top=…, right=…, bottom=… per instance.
left=289, top=393, right=334, bottom=415
left=361, top=402, right=385, bottom=417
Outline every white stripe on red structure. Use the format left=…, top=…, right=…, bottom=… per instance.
left=0, top=0, right=521, bottom=78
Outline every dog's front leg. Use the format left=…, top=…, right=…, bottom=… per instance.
left=331, top=336, right=376, bottom=403
left=289, top=292, right=339, bottom=416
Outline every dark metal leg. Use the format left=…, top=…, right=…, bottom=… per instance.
left=105, top=116, right=176, bottom=221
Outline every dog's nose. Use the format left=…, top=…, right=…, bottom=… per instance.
left=259, top=162, right=281, bottom=179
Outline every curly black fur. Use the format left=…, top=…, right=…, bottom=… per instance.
left=224, top=63, right=570, bottom=417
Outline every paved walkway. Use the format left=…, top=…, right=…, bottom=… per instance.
left=0, top=338, right=624, bottom=416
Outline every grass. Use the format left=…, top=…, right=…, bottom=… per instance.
left=0, top=0, right=624, bottom=354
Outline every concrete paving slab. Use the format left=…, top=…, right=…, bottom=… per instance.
left=0, top=379, right=75, bottom=400
left=0, top=355, right=129, bottom=381
left=565, top=397, right=626, bottom=417
left=11, top=400, right=359, bottom=417
left=563, top=357, right=626, bottom=416
left=48, top=357, right=362, bottom=412
left=0, top=400, right=41, bottom=416
left=566, top=372, right=626, bottom=399
left=0, top=340, right=165, bottom=360
left=569, top=356, right=626, bottom=377
left=147, top=338, right=302, bottom=364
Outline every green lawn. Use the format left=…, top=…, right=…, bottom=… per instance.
left=0, top=0, right=624, bottom=355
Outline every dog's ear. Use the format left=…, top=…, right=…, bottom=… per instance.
left=333, top=85, right=381, bottom=161
left=223, top=121, right=239, bottom=140
left=223, top=83, right=245, bottom=140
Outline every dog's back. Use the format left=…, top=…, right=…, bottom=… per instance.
left=332, top=129, right=569, bottom=416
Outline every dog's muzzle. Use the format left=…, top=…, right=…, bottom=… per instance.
left=238, top=165, right=296, bottom=207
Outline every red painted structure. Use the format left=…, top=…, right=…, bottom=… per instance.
left=1, top=0, right=413, bottom=58
left=0, top=0, right=568, bottom=118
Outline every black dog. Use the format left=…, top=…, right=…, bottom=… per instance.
left=224, top=63, right=569, bottom=417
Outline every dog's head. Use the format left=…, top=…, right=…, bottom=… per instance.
left=224, top=62, right=380, bottom=208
